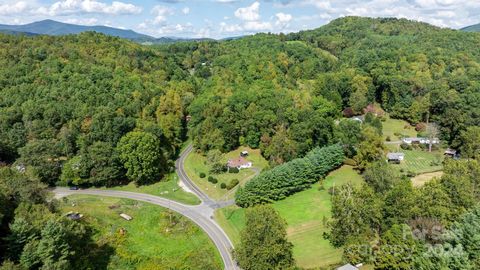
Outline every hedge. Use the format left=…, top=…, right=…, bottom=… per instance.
left=235, top=144, right=344, bottom=207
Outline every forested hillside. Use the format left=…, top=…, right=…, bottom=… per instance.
left=1, top=16, right=480, bottom=185
left=0, top=32, right=195, bottom=186
left=462, top=23, right=480, bottom=32
left=184, top=17, right=480, bottom=165
left=1, top=15, right=480, bottom=270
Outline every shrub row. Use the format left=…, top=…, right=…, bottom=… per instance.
left=235, top=144, right=344, bottom=207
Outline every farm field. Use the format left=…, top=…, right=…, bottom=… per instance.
left=59, top=195, right=222, bottom=269
left=184, top=146, right=268, bottom=200
left=103, top=173, right=201, bottom=205
left=386, top=147, right=444, bottom=174
left=215, top=165, right=364, bottom=269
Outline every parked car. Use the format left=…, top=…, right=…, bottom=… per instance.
left=69, top=186, right=79, bottom=190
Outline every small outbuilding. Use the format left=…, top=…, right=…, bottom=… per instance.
left=65, top=211, right=83, bottom=220
left=120, top=213, right=133, bottom=221
left=387, top=152, right=405, bottom=164
left=227, top=157, right=252, bottom=170
left=240, top=150, right=249, bottom=157
left=336, top=263, right=359, bottom=270
left=349, top=115, right=365, bottom=123
left=444, top=148, right=458, bottom=158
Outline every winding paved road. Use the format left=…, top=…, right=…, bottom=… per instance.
left=53, top=143, right=239, bottom=270
left=175, top=144, right=235, bottom=208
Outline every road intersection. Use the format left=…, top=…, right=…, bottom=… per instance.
left=53, top=144, right=239, bottom=270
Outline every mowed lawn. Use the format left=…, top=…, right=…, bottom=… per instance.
left=215, top=165, right=364, bottom=269
left=184, top=146, right=268, bottom=200
left=60, top=195, right=223, bottom=270
left=382, top=117, right=417, bottom=141
left=103, top=173, right=201, bottom=205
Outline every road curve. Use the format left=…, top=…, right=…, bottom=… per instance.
left=176, top=144, right=235, bottom=208
left=53, top=188, right=238, bottom=270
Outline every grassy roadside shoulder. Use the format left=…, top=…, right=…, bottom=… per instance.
left=59, top=195, right=222, bottom=269
left=103, top=173, right=201, bottom=205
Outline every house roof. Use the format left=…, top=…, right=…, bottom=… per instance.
left=445, top=148, right=457, bottom=155
left=337, top=264, right=359, bottom=270
left=387, top=152, right=405, bottom=160
left=227, top=157, right=250, bottom=168
left=349, top=115, right=365, bottom=122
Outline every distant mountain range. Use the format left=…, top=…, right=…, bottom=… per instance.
left=0, top=19, right=211, bottom=44
left=461, top=23, right=480, bottom=32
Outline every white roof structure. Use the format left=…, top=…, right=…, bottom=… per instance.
left=387, top=152, right=405, bottom=160
left=337, top=264, right=359, bottom=270
left=120, top=213, right=133, bottom=221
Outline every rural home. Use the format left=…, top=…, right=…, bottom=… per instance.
left=402, top=137, right=439, bottom=145
left=227, top=157, right=252, bottom=170
left=387, top=152, right=405, bottom=164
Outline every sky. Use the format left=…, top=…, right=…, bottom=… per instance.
left=0, top=0, right=479, bottom=39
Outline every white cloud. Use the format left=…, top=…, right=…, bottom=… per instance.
left=150, top=5, right=174, bottom=25
left=275, top=12, right=292, bottom=28
left=181, top=7, right=189, bottom=15
left=37, top=0, right=142, bottom=16
left=244, top=20, right=272, bottom=31
left=0, top=1, right=28, bottom=15
left=234, top=1, right=260, bottom=21
left=296, top=0, right=480, bottom=30
left=220, top=21, right=242, bottom=32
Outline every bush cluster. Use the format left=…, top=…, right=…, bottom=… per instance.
left=228, top=167, right=240, bottom=173
left=199, top=172, right=206, bottom=178
left=207, top=176, right=218, bottom=184
left=227, top=179, right=239, bottom=190
left=235, top=144, right=344, bottom=207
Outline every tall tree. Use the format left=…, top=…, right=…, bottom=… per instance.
left=458, top=126, right=480, bottom=159
left=354, top=126, right=385, bottom=171
left=235, top=205, right=294, bottom=270
left=374, top=224, right=421, bottom=270
left=425, top=123, right=440, bottom=152
left=363, top=160, right=401, bottom=194
left=117, top=131, right=166, bottom=185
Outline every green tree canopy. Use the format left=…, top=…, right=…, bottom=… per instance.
left=235, top=205, right=294, bottom=270
left=117, top=131, right=166, bottom=185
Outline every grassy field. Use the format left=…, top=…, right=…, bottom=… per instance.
left=215, top=165, right=364, bottom=269
left=386, top=147, right=444, bottom=174
left=382, top=117, right=417, bottom=141
left=411, top=171, right=444, bottom=186
left=103, top=173, right=201, bottom=205
left=60, top=195, right=222, bottom=270
left=184, top=146, right=268, bottom=200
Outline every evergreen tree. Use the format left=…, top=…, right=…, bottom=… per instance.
left=235, top=205, right=294, bottom=270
